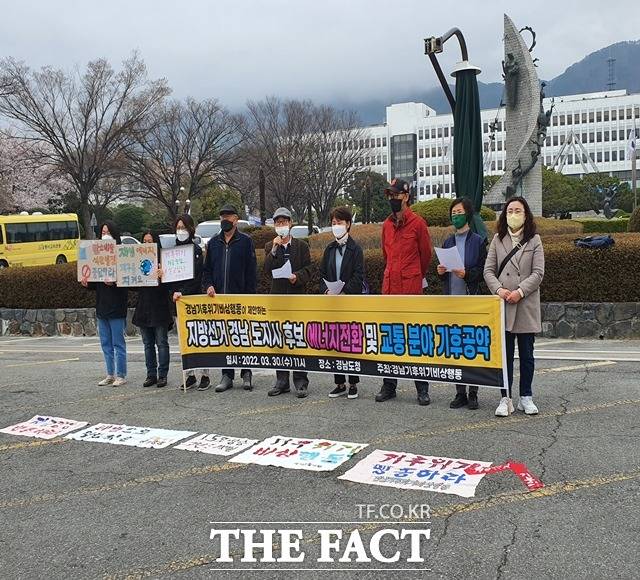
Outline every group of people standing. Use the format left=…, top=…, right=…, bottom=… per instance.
left=83, top=176, right=545, bottom=418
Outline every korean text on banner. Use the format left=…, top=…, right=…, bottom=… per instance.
left=161, top=245, right=195, bottom=284
left=177, top=294, right=507, bottom=389
left=77, top=240, right=117, bottom=282
left=116, top=243, right=158, bottom=287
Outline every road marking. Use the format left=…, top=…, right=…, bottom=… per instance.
left=101, top=468, right=640, bottom=580
left=374, top=398, right=640, bottom=444
left=0, top=439, right=68, bottom=453
left=0, top=462, right=245, bottom=510
left=4, top=357, right=80, bottom=368
left=0, top=337, right=49, bottom=344
left=537, top=360, right=616, bottom=374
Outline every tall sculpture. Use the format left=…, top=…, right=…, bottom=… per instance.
left=484, top=15, right=544, bottom=215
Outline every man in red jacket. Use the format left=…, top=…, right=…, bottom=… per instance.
left=376, top=177, right=433, bottom=405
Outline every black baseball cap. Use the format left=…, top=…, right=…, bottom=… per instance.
left=219, top=204, right=238, bottom=216
left=384, top=178, right=410, bottom=195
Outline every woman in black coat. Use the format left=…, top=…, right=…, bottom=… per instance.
left=320, top=206, right=365, bottom=400
left=170, top=214, right=208, bottom=391
left=133, top=231, right=173, bottom=388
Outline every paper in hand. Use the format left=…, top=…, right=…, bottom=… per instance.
left=435, top=246, right=464, bottom=272
left=272, top=260, right=293, bottom=279
left=324, top=279, right=345, bottom=295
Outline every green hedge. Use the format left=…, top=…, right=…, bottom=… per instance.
left=412, top=198, right=496, bottom=227
left=2, top=234, right=640, bottom=308
left=573, top=218, right=629, bottom=233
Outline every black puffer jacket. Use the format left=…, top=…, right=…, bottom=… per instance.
left=132, top=284, right=173, bottom=329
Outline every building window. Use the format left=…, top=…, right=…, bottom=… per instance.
left=627, top=108, right=633, bottom=119
left=596, top=111, right=602, bottom=123
left=483, top=122, right=488, bottom=133
left=418, top=130, right=424, bottom=140
left=431, top=128, right=436, bottom=139
left=612, top=150, right=618, bottom=161
left=582, top=113, right=587, bottom=123
left=560, top=114, right=565, bottom=125
left=619, top=108, right=625, bottom=119
left=419, top=148, right=424, bottom=158
left=604, top=130, right=610, bottom=142
left=567, top=114, right=573, bottom=125
left=619, top=130, right=625, bottom=140
left=604, top=151, right=610, bottom=162
left=611, top=110, right=617, bottom=121
left=383, top=154, right=387, bottom=164
left=589, top=132, right=595, bottom=143
left=596, top=131, right=602, bottom=142
left=553, top=135, right=558, bottom=146
left=444, top=127, right=449, bottom=138
left=604, top=110, right=609, bottom=122
left=597, top=152, right=602, bottom=163
left=382, top=137, right=387, bottom=146
left=574, top=113, right=580, bottom=124
left=589, top=112, right=594, bottom=123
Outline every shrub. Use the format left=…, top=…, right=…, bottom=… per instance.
left=573, top=218, right=629, bottom=233
left=244, top=226, right=277, bottom=250
left=628, top=208, right=640, bottom=232
left=479, top=206, right=496, bottom=221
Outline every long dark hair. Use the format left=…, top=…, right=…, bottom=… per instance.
left=497, top=196, right=537, bottom=241
left=99, top=220, right=122, bottom=244
left=141, top=229, right=161, bottom=252
left=174, top=214, right=195, bottom=240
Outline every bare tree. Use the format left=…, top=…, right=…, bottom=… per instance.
left=0, top=53, right=170, bottom=237
left=304, top=106, right=365, bottom=225
left=243, top=97, right=317, bottom=222
left=125, top=98, right=244, bottom=221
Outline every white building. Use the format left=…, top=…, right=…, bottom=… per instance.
left=353, top=89, right=640, bottom=202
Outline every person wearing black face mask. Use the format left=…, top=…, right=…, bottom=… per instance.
left=202, top=204, right=257, bottom=393
left=376, top=178, right=433, bottom=406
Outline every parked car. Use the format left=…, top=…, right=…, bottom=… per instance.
left=121, top=235, right=141, bottom=245
left=158, top=233, right=202, bottom=249
left=290, top=225, right=321, bottom=239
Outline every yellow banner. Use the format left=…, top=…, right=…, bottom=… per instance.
left=177, top=294, right=507, bottom=389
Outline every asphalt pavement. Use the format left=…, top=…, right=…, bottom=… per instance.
left=0, top=335, right=638, bottom=579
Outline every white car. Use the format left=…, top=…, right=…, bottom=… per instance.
left=290, top=225, right=321, bottom=239
left=120, top=235, right=141, bottom=245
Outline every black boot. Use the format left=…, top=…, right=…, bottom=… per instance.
left=416, top=384, right=430, bottom=406
left=375, top=387, right=396, bottom=402
left=467, top=386, right=479, bottom=410
left=449, top=385, right=468, bottom=408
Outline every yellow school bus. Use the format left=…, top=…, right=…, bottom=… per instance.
left=0, top=213, right=80, bottom=268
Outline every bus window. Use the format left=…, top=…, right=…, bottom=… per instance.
left=6, top=223, right=28, bottom=243
left=28, top=221, right=50, bottom=242
left=49, top=221, right=67, bottom=240
left=0, top=226, right=3, bottom=244
left=66, top=221, right=79, bottom=239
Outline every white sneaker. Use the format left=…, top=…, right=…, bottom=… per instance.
left=112, top=377, right=127, bottom=387
left=495, top=397, right=514, bottom=417
left=517, top=396, right=539, bottom=415
left=98, top=375, right=115, bottom=386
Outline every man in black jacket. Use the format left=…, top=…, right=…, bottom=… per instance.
left=202, top=204, right=257, bottom=392
left=263, top=207, right=313, bottom=398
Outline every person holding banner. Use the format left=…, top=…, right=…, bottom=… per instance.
left=203, top=204, right=257, bottom=393
left=264, top=207, right=313, bottom=398
left=171, top=215, right=209, bottom=391
left=320, top=206, right=364, bottom=400
left=484, top=196, right=545, bottom=417
left=81, top=221, right=128, bottom=387
left=376, top=178, right=432, bottom=406
left=437, top=198, right=487, bottom=410
left=133, top=231, right=172, bottom=389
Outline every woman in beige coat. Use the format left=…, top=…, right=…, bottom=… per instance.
left=484, top=196, right=545, bottom=417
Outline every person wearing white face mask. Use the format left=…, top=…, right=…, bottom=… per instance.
left=320, top=206, right=365, bottom=400
left=170, top=214, right=208, bottom=391
left=484, top=196, right=545, bottom=417
left=264, top=207, right=313, bottom=398
left=80, top=221, right=128, bottom=387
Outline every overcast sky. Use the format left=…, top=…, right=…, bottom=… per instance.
left=1, top=0, right=638, bottom=109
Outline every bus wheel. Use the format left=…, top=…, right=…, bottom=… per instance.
left=55, top=255, right=67, bottom=265
left=0, top=260, right=8, bottom=269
